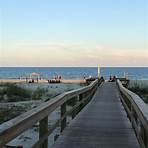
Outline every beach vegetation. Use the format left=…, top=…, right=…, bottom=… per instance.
left=31, top=87, right=47, bottom=100
left=128, top=82, right=148, bottom=103
left=0, top=106, right=27, bottom=124
left=0, top=83, right=31, bottom=102
left=0, top=83, right=83, bottom=123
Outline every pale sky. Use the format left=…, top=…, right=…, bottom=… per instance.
left=0, top=0, right=148, bottom=67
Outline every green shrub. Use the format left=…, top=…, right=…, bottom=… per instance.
left=128, top=82, right=148, bottom=104
left=32, top=87, right=47, bottom=100
left=6, top=84, right=31, bottom=98
left=0, top=83, right=31, bottom=102
left=0, top=107, right=26, bottom=124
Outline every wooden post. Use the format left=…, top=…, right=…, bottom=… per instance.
left=72, top=97, right=77, bottom=119
left=90, top=88, right=95, bottom=101
left=79, top=94, right=83, bottom=112
left=39, top=116, right=48, bottom=148
left=146, top=130, right=148, bottom=148
left=61, top=102, right=67, bottom=132
left=131, top=105, right=134, bottom=126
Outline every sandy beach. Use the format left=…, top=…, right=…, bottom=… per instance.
left=0, top=79, right=48, bottom=84
left=0, top=79, right=86, bottom=84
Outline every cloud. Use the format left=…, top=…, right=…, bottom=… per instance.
left=0, top=41, right=147, bottom=66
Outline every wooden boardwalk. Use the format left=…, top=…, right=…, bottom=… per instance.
left=53, top=82, right=140, bottom=148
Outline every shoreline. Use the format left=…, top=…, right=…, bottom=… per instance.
left=0, top=79, right=86, bottom=84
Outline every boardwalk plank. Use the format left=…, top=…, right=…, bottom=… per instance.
left=53, top=82, right=140, bottom=148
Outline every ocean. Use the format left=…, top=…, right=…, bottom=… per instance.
left=0, top=67, right=148, bottom=80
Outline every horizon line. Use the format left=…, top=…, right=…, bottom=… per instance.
left=0, top=66, right=148, bottom=68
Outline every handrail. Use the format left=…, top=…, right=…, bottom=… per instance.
left=0, top=78, right=103, bottom=148
left=117, top=79, right=148, bottom=148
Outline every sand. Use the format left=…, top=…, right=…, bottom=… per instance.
left=0, top=79, right=48, bottom=84
left=0, top=79, right=86, bottom=84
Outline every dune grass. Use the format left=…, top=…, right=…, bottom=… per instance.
left=0, top=83, right=32, bottom=102
left=0, top=83, right=83, bottom=103
left=0, top=83, right=48, bottom=102
left=0, top=106, right=27, bottom=124
left=128, top=82, right=148, bottom=104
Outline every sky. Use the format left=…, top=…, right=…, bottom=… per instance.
left=0, top=0, right=148, bottom=67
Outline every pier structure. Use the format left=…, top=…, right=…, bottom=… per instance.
left=0, top=77, right=147, bottom=148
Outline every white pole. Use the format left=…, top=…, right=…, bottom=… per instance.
left=98, top=65, right=101, bottom=79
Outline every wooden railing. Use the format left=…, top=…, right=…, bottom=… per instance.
left=0, top=78, right=103, bottom=148
left=117, top=79, right=148, bottom=148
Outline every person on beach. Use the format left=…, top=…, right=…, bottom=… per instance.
left=113, top=76, right=116, bottom=82
left=109, top=75, right=112, bottom=81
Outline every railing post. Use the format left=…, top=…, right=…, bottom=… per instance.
left=146, top=130, right=148, bottom=148
left=79, top=94, right=83, bottom=112
left=61, top=102, right=67, bottom=132
left=71, top=96, right=78, bottom=119
left=39, top=116, right=48, bottom=148
left=87, top=90, right=92, bottom=103
left=131, top=105, right=134, bottom=127
left=139, top=124, right=147, bottom=148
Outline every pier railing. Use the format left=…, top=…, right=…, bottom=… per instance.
left=0, top=78, right=103, bottom=148
left=117, top=79, right=148, bottom=148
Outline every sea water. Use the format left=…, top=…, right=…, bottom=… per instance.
left=0, top=67, right=148, bottom=80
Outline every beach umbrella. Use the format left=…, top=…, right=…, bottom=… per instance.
left=31, top=72, right=40, bottom=76
left=30, top=72, right=40, bottom=79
